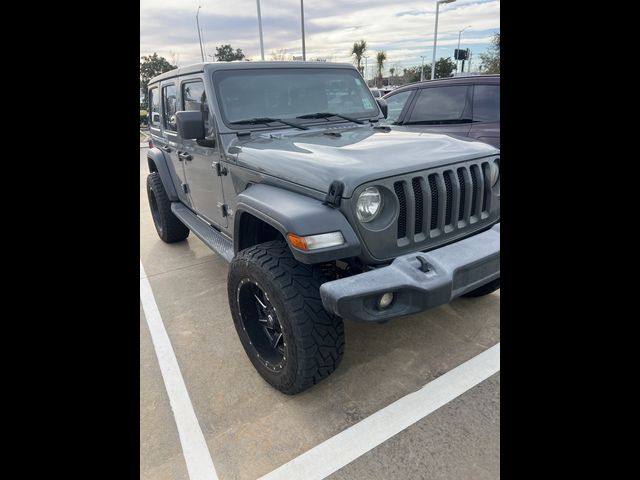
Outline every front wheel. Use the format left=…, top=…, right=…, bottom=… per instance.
left=228, top=240, right=344, bottom=394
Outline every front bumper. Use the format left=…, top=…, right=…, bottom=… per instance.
left=319, top=223, right=500, bottom=322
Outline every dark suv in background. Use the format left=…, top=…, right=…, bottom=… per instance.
left=383, top=75, right=500, bottom=148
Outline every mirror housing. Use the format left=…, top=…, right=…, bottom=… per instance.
left=176, top=111, right=205, bottom=140
left=376, top=98, right=388, bottom=119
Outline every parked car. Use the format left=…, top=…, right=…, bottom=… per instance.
left=145, top=61, right=500, bottom=394
left=369, top=88, right=382, bottom=98
left=382, top=75, right=500, bottom=148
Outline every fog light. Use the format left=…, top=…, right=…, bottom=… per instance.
left=377, top=292, right=394, bottom=309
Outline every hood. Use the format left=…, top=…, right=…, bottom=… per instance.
left=232, top=125, right=499, bottom=197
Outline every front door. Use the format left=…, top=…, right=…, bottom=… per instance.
left=179, top=77, right=228, bottom=228
left=401, top=85, right=473, bottom=139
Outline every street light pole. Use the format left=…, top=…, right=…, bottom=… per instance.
left=196, top=6, right=204, bottom=62
left=420, top=55, right=425, bottom=81
left=431, top=0, right=456, bottom=80
left=456, top=25, right=471, bottom=73
left=256, top=0, right=265, bottom=60
left=300, top=0, right=306, bottom=61
left=201, top=28, right=206, bottom=61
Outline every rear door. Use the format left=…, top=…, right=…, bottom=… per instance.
left=401, top=84, right=473, bottom=139
left=154, top=81, right=192, bottom=206
left=179, top=76, right=228, bottom=228
left=469, top=83, right=500, bottom=148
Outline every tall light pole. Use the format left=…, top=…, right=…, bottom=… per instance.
left=431, top=0, right=456, bottom=80
left=456, top=25, right=471, bottom=73
left=196, top=6, right=204, bottom=62
left=420, top=55, right=426, bottom=81
left=201, top=28, right=206, bottom=61
left=300, top=0, right=306, bottom=61
left=256, top=0, right=265, bottom=60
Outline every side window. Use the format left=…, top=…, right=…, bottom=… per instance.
left=162, top=85, right=177, bottom=132
left=385, top=90, right=413, bottom=124
left=473, top=85, right=500, bottom=123
left=406, top=86, right=471, bottom=124
left=182, top=80, right=212, bottom=135
left=149, top=87, right=160, bottom=127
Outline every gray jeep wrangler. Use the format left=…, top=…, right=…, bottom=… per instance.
left=146, top=61, right=500, bottom=394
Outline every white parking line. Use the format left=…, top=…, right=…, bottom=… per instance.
left=140, top=260, right=219, bottom=480
left=258, top=343, right=500, bottom=480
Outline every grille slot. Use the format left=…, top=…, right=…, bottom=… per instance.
left=394, top=182, right=407, bottom=239
left=457, top=168, right=466, bottom=221
left=443, top=171, right=453, bottom=226
left=412, top=178, right=423, bottom=234
left=470, top=166, right=478, bottom=216
left=482, top=162, right=491, bottom=212
left=427, top=174, right=438, bottom=231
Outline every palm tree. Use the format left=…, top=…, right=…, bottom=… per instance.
left=351, top=40, right=367, bottom=74
left=376, top=51, right=387, bottom=87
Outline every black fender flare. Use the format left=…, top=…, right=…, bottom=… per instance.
left=147, top=148, right=178, bottom=201
left=235, top=184, right=361, bottom=264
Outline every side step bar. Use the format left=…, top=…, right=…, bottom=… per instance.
left=171, top=203, right=235, bottom=263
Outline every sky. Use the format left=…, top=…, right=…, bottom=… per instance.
left=140, top=0, right=499, bottom=78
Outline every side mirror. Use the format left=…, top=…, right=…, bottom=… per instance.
left=376, top=98, right=388, bottom=119
left=176, top=111, right=205, bottom=140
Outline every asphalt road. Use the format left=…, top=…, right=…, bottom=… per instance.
left=139, top=148, right=500, bottom=480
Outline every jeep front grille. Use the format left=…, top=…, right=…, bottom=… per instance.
left=392, top=160, right=496, bottom=242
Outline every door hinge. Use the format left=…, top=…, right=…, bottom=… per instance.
left=212, top=162, right=228, bottom=176
left=182, top=183, right=189, bottom=194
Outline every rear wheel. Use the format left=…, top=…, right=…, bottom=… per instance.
left=146, top=172, right=189, bottom=243
left=462, top=278, right=500, bottom=297
left=228, top=240, right=344, bottom=394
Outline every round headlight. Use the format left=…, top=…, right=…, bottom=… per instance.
left=490, top=159, right=500, bottom=186
left=356, top=187, right=382, bottom=223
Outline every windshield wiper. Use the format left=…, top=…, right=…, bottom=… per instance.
left=404, top=118, right=474, bottom=125
left=229, top=117, right=309, bottom=130
left=296, top=112, right=365, bottom=125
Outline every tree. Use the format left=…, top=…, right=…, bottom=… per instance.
left=270, top=49, right=292, bottom=61
left=434, top=57, right=456, bottom=78
left=376, top=51, right=387, bottom=87
left=403, top=65, right=424, bottom=84
left=479, top=32, right=500, bottom=73
left=215, top=44, right=246, bottom=62
left=399, top=57, right=456, bottom=85
left=140, top=53, right=177, bottom=104
left=351, top=40, right=367, bottom=74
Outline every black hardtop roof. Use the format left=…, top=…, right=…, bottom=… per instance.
left=148, top=61, right=357, bottom=85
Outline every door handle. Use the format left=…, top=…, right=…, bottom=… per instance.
left=179, top=152, right=192, bottom=161
left=159, top=145, right=172, bottom=153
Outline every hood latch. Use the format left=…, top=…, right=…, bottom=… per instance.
left=323, top=180, right=345, bottom=208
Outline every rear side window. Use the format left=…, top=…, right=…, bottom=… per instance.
left=162, top=85, right=177, bottom=132
left=406, top=86, right=471, bottom=124
left=182, top=80, right=212, bottom=135
left=473, top=85, right=500, bottom=122
left=149, top=87, right=160, bottom=126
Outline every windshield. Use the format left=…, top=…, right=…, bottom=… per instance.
left=214, top=68, right=379, bottom=128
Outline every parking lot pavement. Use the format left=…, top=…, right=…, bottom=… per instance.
left=140, top=148, right=500, bottom=480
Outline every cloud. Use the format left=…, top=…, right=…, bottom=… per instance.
left=140, top=0, right=499, bottom=71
